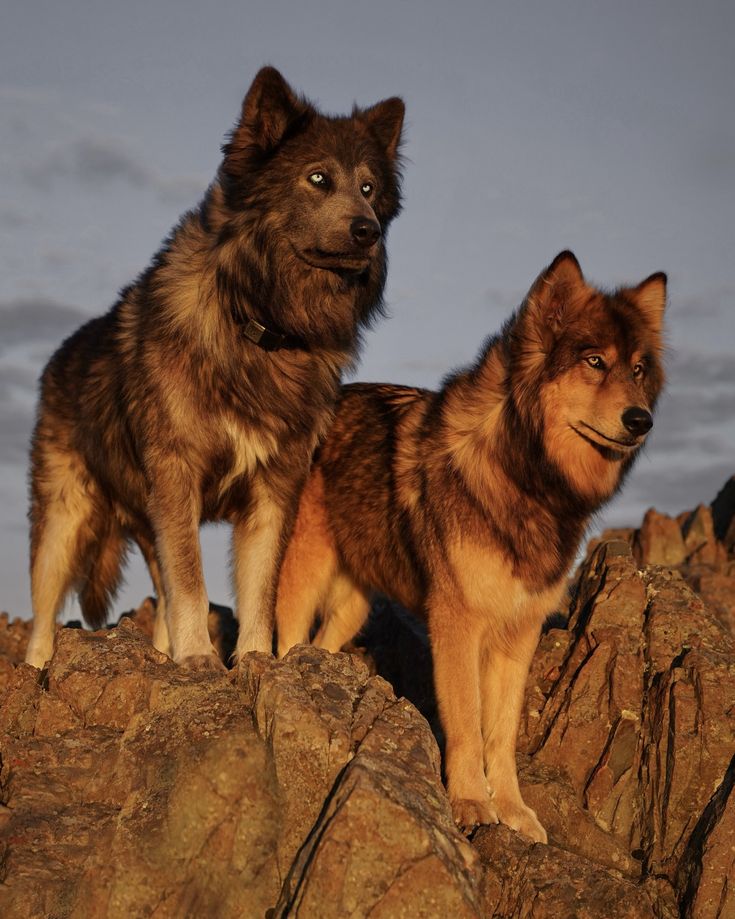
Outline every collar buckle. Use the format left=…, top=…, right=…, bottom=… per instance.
left=243, top=318, right=287, bottom=351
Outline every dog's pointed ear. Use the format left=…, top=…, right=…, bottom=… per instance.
left=361, top=97, right=405, bottom=158
left=223, top=67, right=309, bottom=172
left=525, top=250, right=587, bottom=333
left=629, top=272, right=667, bottom=330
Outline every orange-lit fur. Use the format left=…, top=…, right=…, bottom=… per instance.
left=277, top=252, right=666, bottom=842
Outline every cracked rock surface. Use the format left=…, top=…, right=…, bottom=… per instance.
left=1, top=478, right=734, bottom=917
left=0, top=622, right=478, bottom=918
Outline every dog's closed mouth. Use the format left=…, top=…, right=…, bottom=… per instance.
left=298, top=248, right=372, bottom=271
left=573, top=421, right=640, bottom=450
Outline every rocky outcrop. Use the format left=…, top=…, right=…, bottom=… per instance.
left=516, top=540, right=735, bottom=917
left=0, top=621, right=478, bottom=918
left=608, top=476, right=735, bottom=637
left=1, top=478, right=734, bottom=917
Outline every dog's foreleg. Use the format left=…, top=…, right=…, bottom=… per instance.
left=148, top=468, right=220, bottom=668
left=428, top=595, right=499, bottom=834
left=481, top=621, right=546, bottom=843
left=233, top=475, right=291, bottom=658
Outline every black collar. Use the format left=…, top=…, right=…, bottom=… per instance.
left=232, top=307, right=303, bottom=351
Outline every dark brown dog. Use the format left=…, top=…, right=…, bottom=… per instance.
left=26, top=67, right=404, bottom=670
left=276, top=251, right=666, bottom=841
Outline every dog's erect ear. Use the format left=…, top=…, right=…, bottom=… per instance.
left=525, top=251, right=587, bottom=334
left=629, top=272, right=667, bottom=330
left=361, top=97, right=405, bottom=158
left=223, top=67, right=308, bottom=172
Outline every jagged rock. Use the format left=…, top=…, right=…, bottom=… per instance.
left=711, top=476, right=735, bottom=549
left=0, top=621, right=477, bottom=918
left=474, top=824, right=662, bottom=918
left=237, top=642, right=478, bottom=910
left=637, top=569, right=735, bottom=886
left=635, top=508, right=688, bottom=567
left=271, top=673, right=480, bottom=917
left=517, top=537, right=735, bottom=916
left=0, top=622, right=282, bottom=918
left=525, top=542, right=649, bottom=873
left=686, top=570, right=735, bottom=635
left=676, top=760, right=735, bottom=919
left=681, top=505, right=726, bottom=566
left=0, top=614, right=32, bottom=693
left=595, top=483, right=735, bottom=640
left=3, top=476, right=735, bottom=916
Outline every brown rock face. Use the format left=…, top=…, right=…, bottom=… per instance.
left=2, top=477, right=735, bottom=916
left=635, top=508, right=688, bottom=566
left=475, top=825, right=658, bottom=919
left=0, top=621, right=478, bottom=918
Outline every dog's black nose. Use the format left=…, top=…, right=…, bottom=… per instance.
left=622, top=406, right=653, bottom=436
left=350, top=217, right=381, bottom=248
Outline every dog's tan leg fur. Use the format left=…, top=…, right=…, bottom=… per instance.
left=429, top=594, right=499, bottom=832
left=314, top=573, right=370, bottom=653
left=148, top=463, right=219, bottom=668
left=233, top=476, right=288, bottom=657
left=276, top=469, right=338, bottom=656
left=26, top=450, right=96, bottom=669
left=482, top=622, right=546, bottom=843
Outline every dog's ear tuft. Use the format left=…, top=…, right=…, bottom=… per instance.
left=361, top=97, right=405, bottom=159
left=630, top=272, right=667, bottom=330
left=526, top=251, right=587, bottom=334
left=223, top=67, right=309, bottom=172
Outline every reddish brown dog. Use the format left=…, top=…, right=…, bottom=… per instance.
left=276, top=252, right=666, bottom=841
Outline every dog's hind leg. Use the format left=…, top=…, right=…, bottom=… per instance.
left=26, top=449, right=99, bottom=668
left=136, top=531, right=171, bottom=657
left=275, top=541, right=332, bottom=657
left=313, top=573, right=370, bottom=653
left=481, top=621, right=546, bottom=843
left=275, top=467, right=337, bottom=657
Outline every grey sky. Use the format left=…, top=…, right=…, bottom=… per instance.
left=1, top=1, right=734, bottom=618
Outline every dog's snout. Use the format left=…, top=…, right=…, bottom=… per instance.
left=350, top=217, right=381, bottom=248
left=622, top=406, right=653, bottom=437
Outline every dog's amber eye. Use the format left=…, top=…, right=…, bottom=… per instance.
left=360, top=181, right=374, bottom=197
left=308, top=172, right=327, bottom=187
left=586, top=355, right=605, bottom=370
left=633, top=362, right=645, bottom=379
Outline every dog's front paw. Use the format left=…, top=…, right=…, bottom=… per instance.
left=178, top=653, right=227, bottom=673
left=451, top=797, right=499, bottom=835
left=493, top=796, right=547, bottom=844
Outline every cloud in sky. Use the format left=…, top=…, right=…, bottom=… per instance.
left=0, top=297, right=90, bottom=352
left=24, top=135, right=151, bottom=189
left=21, top=134, right=208, bottom=207
left=2, top=88, right=209, bottom=215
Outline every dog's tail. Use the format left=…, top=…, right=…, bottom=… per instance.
left=78, top=525, right=128, bottom=629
